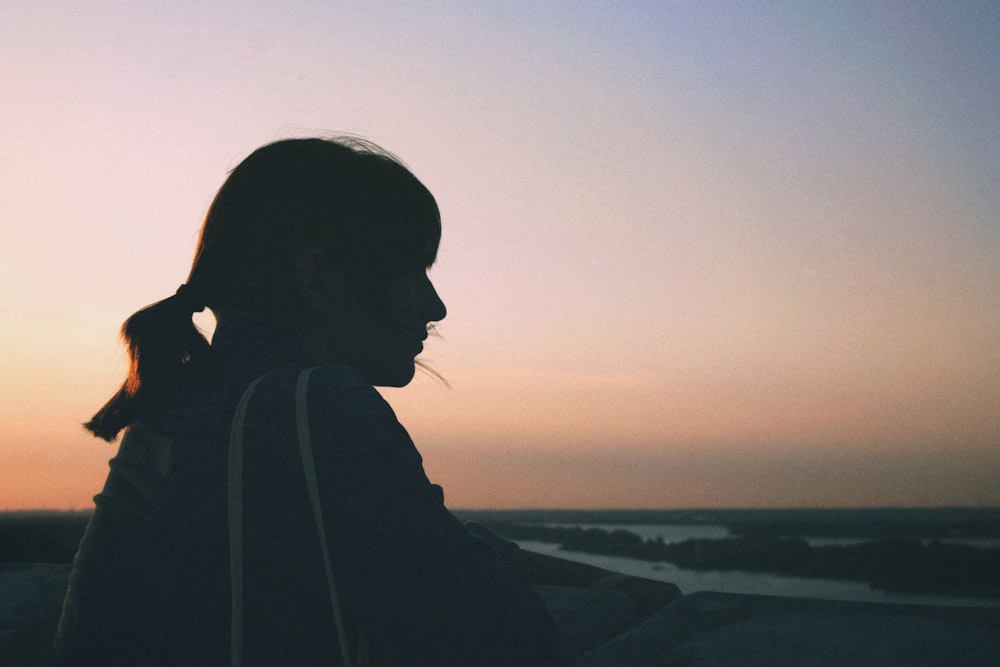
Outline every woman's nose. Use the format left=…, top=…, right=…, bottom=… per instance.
left=424, top=280, right=446, bottom=322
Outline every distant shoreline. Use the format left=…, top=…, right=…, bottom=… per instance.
left=457, top=507, right=1000, bottom=539
left=457, top=513, right=1000, bottom=601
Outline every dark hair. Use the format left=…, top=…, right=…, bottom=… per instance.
left=86, top=137, right=441, bottom=441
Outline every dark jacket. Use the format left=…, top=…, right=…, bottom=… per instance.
left=53, top=313, right=561, bottom=665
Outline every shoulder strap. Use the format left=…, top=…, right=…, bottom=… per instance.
left=295, top=367, right=354, bottom=667
left=228, top=368, right=363, bottom=667
left=228, top=372, right=269, bottom=667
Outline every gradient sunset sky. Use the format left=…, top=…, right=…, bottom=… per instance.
left=2, top=2, right=998, bottom=510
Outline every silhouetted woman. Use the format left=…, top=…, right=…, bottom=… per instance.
left=52, top=137, right=564, bottom=666
left=52, top=137, right=678, bottom=666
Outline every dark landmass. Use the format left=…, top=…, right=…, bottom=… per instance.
left=457, top=507, right=1000, bottom=540
left=469, top=519, right=1000, bottom=600
left=458, top=508, right=1000, bottom=599
left=0, top=511, right=90, bottom=564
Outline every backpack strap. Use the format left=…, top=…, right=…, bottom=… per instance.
left=295, top=367, right=354, bottom=667
left=228, top=372, right=269, bottom=667
left=228, top=368, right=358, bottom=667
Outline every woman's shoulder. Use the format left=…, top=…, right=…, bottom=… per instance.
left=246, top=363, right=420, bottom=472
left=252, top=363, right=395, bottom=419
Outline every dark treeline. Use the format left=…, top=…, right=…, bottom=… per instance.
left=0, top=511, right=90, bottom=563
left=476, top=520, right=1000, bottom=599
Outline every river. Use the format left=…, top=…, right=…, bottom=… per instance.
left=516, top=523, right=1000, bottom=609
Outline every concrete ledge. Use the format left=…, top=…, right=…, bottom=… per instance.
left=573, top=590, right=1000, bottom=666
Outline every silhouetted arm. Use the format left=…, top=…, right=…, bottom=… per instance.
left=305, top=371, right=564, bottom=666
left=500, top=544, right=682, bottom=618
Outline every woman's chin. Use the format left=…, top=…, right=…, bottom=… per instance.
left=370, top=363, right=416, bottom=388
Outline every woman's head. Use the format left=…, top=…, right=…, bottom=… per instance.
left=189, top=137, right=442, bottom=314
left=86, top=136, right=445, bottom=440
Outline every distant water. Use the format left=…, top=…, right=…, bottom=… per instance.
left=517, top=523, right=1000, bottom=609
left=539, top=522, right=1000, bottom=550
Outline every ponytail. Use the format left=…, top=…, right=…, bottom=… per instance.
left=85, top=285, right=211, bottom=441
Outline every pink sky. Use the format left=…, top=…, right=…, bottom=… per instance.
left=2, top=2, right=998, bottom=509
